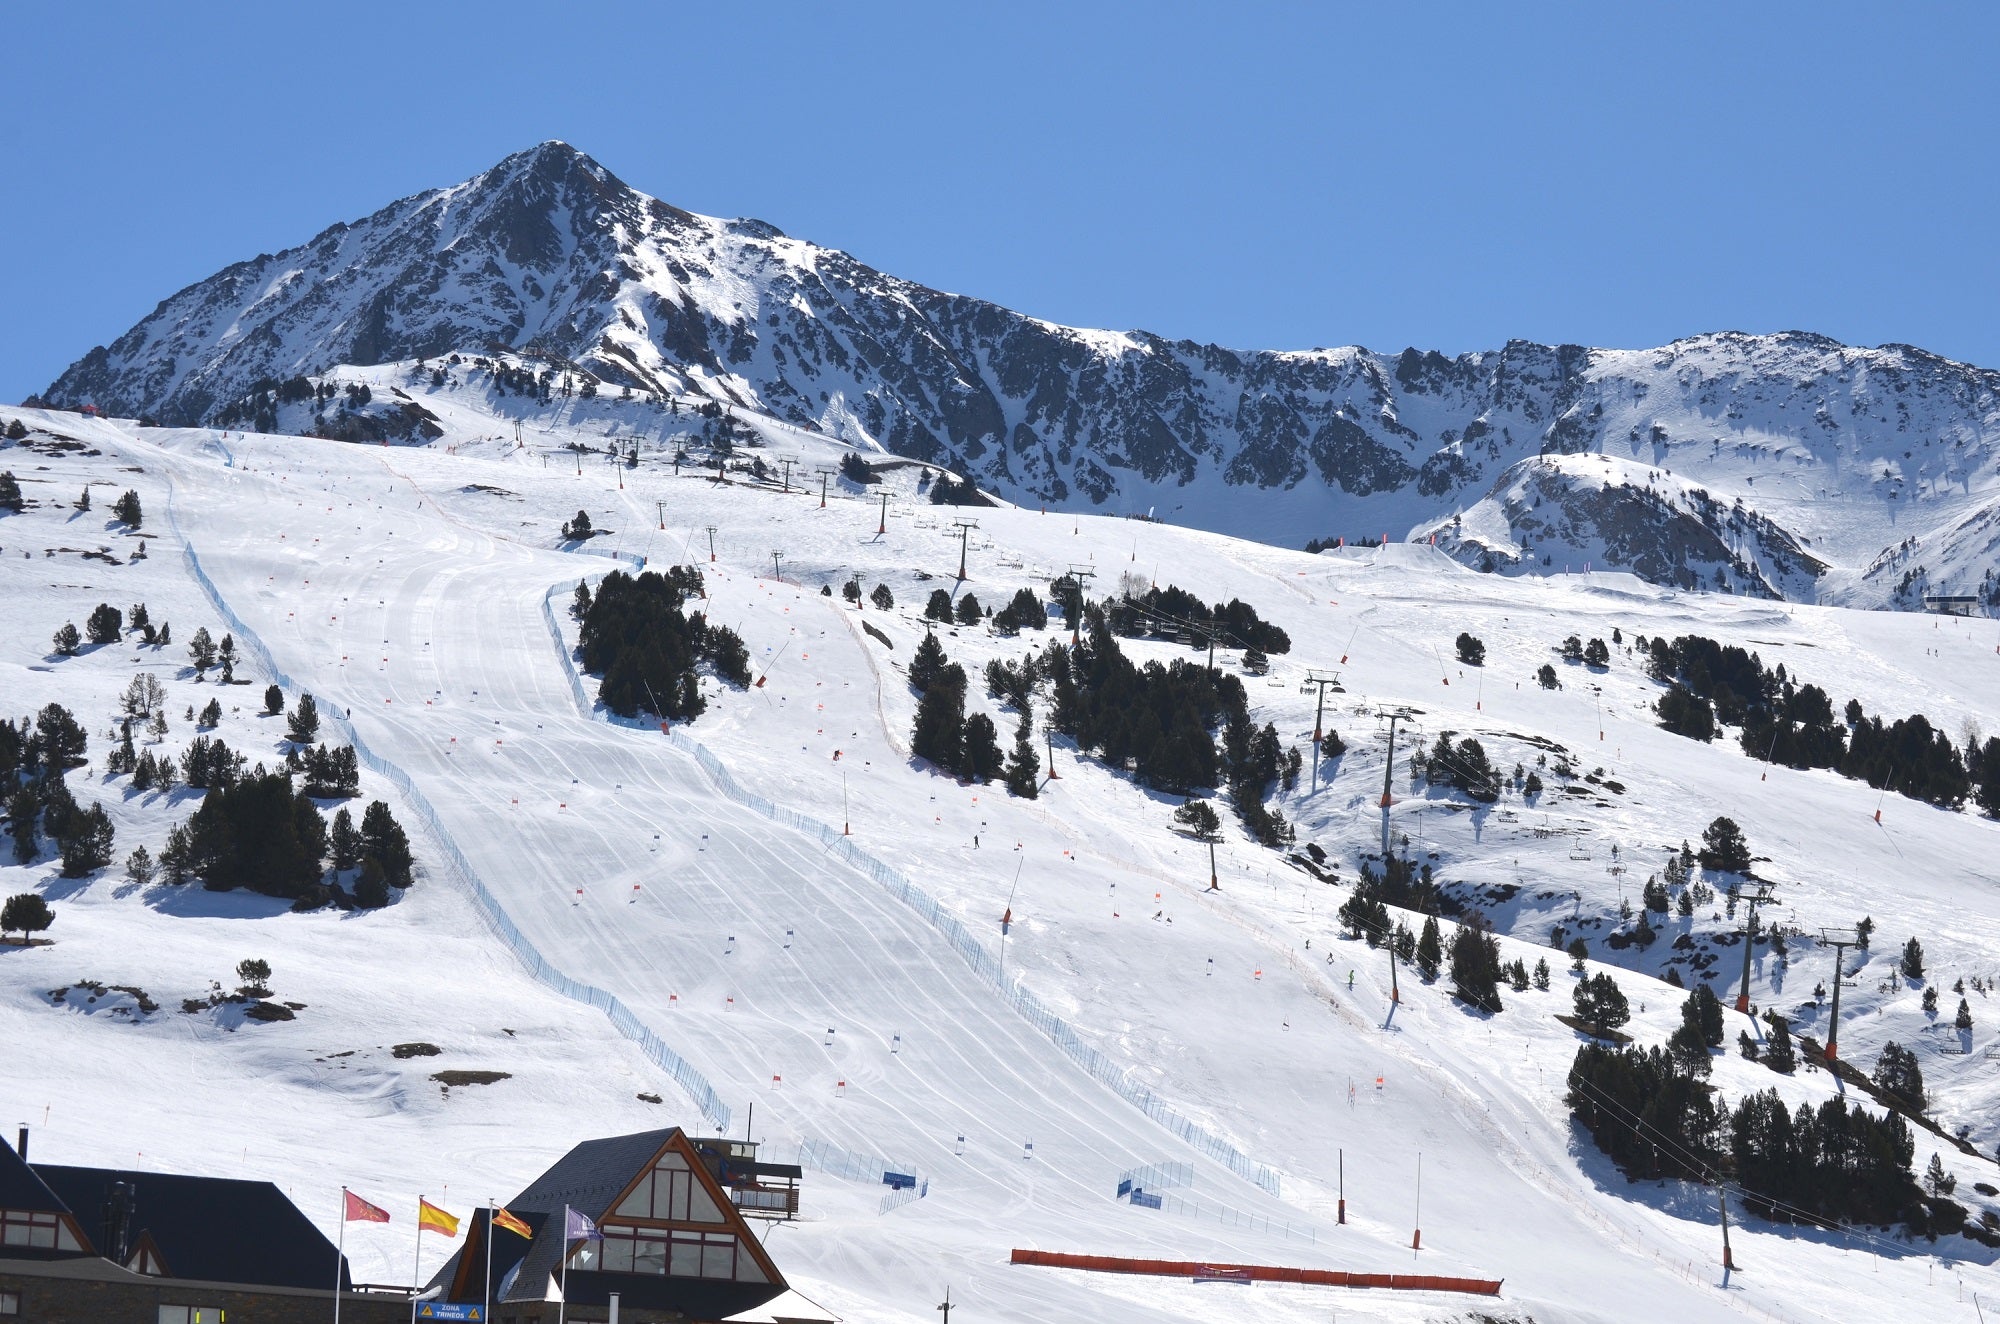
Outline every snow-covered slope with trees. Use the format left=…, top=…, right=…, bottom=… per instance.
left=5, top=402, right=2000, bottom=1322
left=34, top=143, right=2000, bottom=609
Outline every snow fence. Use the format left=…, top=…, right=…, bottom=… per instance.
left=168, top=502, right=732, bottom=1132
left=542, top=582, right=1286, bottom=1198
left=1008, top=1249, right=1502, bottom=1296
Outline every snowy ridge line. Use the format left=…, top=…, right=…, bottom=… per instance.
left=160, top=475, right=731, bottom=1131
left=540, top=583, right=1286, bottom=1197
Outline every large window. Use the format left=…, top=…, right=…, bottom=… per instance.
left=572, top=1227, right=767, bottom=1284
left=613, top=1152, right=723, bottom=1223
left=0, top=1208, right=81, bottom=1250
left=156, top=1308, right=226, bottom=1323
left=0, top=1289, right=19, bottom=1315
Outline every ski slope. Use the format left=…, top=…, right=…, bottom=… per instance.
left=5, top=406, right=2000, bottom=1323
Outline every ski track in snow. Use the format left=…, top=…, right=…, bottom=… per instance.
left=3, top=407, right=1999, bottom=1322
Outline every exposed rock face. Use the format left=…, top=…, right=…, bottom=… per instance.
left=40, top=142, right=2000, bottom=606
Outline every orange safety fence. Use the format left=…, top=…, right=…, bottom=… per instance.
left=1009, top=1248, right=1502, bottom=1296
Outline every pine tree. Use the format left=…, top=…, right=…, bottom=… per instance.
left=1448, top=923, right=1504, bottom=1013
left=359, top=800, right=414, bottom=888
left=287, top=694, right=320, bottom=744
left=76, top=487, right=90, bottom=512
left=354, top=856, right=391, bottom=909
left=329, top=807, right=361, bottom=871
left=1173, top=798, right=1221, bottom=839
left=86, top=603, right=122, bottom=644
left=909, top=633, right=949, bottom=693
left=870, top=583, right=895, bottom=611
left=57, top=803, right=115, bottom=878
left=1, top=892, right=54, bottom=942
left=125, top=845, right=154, bottom=886
left=188, top=626, right=217, bottom=675
left=923, top=588, right=954, bottom=623
left=1761, top=1011, right=1797, bottom=1073
left=1698, top=816, right=1751, bottom=873
left=955, top=593, right=983, bottom=626
left=1005, top=719, right=1041, bottom=798
left=1957, top=998, right=1974, bottom=1031
left=112, top=490, right=142, bottom=527
left=1533, top=958, right=1551, bottom=991
left=1416, top=915, right=1442, bottom=982
left=0, top=470, right=22, bottom=512
left=198, top=698, right=222, bottom=730
left=571, top=580, right=592, bottom=619
left=52, top=622, right=79, bottom=656
left=1901, top=937, right=1926, bottom=981
left=962, top=714, right=1003, bottom=782
left=910, top=671, right=967, bottom=773
left=1455, top=633, right=1485, bottom=666
left=1537, top=663, right=1559, bottom=689
left=264, top=684, right=283, bottom=716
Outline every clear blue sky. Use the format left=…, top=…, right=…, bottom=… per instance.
left=4, top=3, right=1996, bottom=404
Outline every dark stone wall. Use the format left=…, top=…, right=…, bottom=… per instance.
left=0, top=1269, right=410, bottom=1323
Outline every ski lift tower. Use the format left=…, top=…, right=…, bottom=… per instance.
left=1375, top=707, right=1418, bottom=809
left=1062, top=565, right=1096, bottom=645
left=1734, top=880, right=1779, bottom=1014
left=815, top=467, right=836, bottom=509
left=952, top=519, right=980, bottom=581
left=1818, top=927, right=1861, bottom=1059
left=1300, top=670, right=1345, bottom=751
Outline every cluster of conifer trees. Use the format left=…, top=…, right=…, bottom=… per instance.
left=1647, top=632, right=1997, bottom=810
left=574, top=568, right=752, bottom=720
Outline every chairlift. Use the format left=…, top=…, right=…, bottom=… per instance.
left=1568, top=837, right=1592, bottom=861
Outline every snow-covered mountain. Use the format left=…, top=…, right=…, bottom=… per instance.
left=36, top=141, right=2000, bottom=607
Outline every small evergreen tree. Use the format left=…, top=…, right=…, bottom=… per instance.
left=870, top=583, right=895, bottom=611
left=562, top=510, right=594, bottom=540
left=76, top=487, right=90, bottom=512
left=1957, top=998, right=1974, bottom=1031
left=924, top=588, right=955, bottom=623
left=125, top=845, right=155, bottom=887
left=1, top=892, right=54, bottom=942
left=56, top=803, right=115, bottom=878
left=287, top=694, right=320, bottom=744
left=1448, top=923, right=1504, bottom=1012
left=1536, top=663, right=1559, bottom=689
left=1874, top=1041, right=1926, bottom=1112
left=112, top=490, right=142, bottom=527
left=329, top=807, right=361, bottom=871
left=1455, top=632, right=1485, bottom=666
left=359, top=800, right=414, bottom=888
left=910, top=669, right=968, bottom=773
left=52, top=622, right=80, bottom=656
left=86, top=603, right=122, bottom=644
left=842, top=579, right=863, bottom=605
left=1584, top=637, right=1610, bottom=668
left=1698, top=816, right=1751, bottom=873
left=236, top=958, right=272, bottom=996
left=1173, top=798, right=1221, bottom=839
left=962, top=713, right=1003, bottom=783
left=1004, top=719, right=1041, bottom=798
left=1568, top=937, right=1589, bottom=972
left=264, top=683, right=283, bottom=715
left=198, top=698, right=222, bottom=730
left=1762, top=1010, right=1797, bottom=1073
left=1533, top=957, right=1551, bottom=991
left=1901, top=937, right=1926, bottom=981
left=955, top=593, right=983, bottom=626
left=1416, top=915, right=1443, bottom=982
left=909, top=633, right=949, bottom=693
left=0, top=470, right=22, bottom=512
left=188, top=626, right=217, bottom=675
left=354, top=856, right=391, bottom=909
left=571, top=580, right=592, bottom=620
left=1925, top=1153, right=1957, bottom=1198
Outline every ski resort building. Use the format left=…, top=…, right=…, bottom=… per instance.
left=0, top=1127, right=407, bottom=1322
left=430, top=1126, right=820, bottom=1324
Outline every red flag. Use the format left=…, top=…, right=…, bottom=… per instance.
left=344, top=1189, right=391, bottom=1223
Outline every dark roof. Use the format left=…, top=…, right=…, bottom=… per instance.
left=506, top=1127, right=679, bottom=1218
left=33, top=1164, right=347, bottom=1291
left=0, top=1143, right=69, bottom=1220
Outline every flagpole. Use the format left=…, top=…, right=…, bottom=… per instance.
left=558, top=1203, right=569, bottom=1324
left=410, top=1196, right=423, bottom=1324
left=484, top=1200, right=494, bottom=1324
left=334, top=1187, right=346, bottom=1324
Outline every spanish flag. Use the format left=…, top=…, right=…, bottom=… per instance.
left=417, top=1198, right=460, bottom=1238
left=493, top=1206, right=533, bottom=1240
